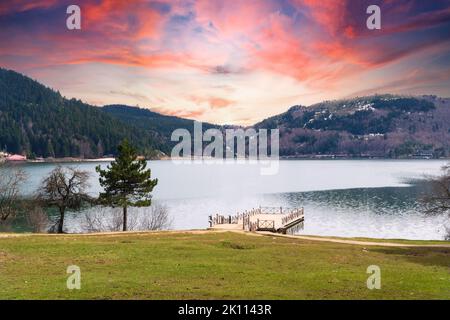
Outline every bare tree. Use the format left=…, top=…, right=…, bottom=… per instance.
left=25, top=205, right=50, bottom=233
left=0, top=163, right=27, bottom=225
left=82, top=207, right=128, bottom=233
left=82, top=207, right=112, bottom=233
left=140, top=204, right=172, bottom=231
left=422, top=164, right=450, bottom=214
left=445, top=226, right=450, bottom=241
left=82, top=204, right=171, bottom=233
left=422, top=164, right=450, bottom=239
left=37, top=166, right=91, bottom=233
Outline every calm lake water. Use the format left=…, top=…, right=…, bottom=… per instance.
left=12, top=160, right=450, bottom=240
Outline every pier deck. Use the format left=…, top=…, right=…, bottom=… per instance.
left=209, top=207, right=304, bottom=234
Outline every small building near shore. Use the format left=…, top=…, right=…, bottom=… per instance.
left=6, top=154, right=27, bottom=161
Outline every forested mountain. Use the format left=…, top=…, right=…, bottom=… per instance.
left=102, top=105, right=220, bottom=153
left=255, top=95, right=450, bottom=158
left=0, top=68, right=170, bottom=158
left=2, top=67, right=450, bottom=159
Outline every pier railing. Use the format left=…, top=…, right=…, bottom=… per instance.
left=209, top=206, right=304, bottom=233
left=257, top=219, right=275, bottom=231
left=281, top=208, right=304, bottom=225
left=259, top=206, right=300, bottom=215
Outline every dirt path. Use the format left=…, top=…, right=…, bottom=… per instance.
left=1, top=229, right=449, bottom=248
left=0, top=229, right=216, bottom=238
left=256, top=231, right=450, bottom=248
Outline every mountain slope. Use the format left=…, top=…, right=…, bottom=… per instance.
left=2, top=68, right=450, bottom=159
left=255, top=95, right=450, bottom=158
left=102, top=105, right=220, bottom=153
left=0, top=68, right=161, bottom=158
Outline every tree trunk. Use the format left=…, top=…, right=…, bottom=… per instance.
left=58, top=207, right=65, bottom=234
left=123, top=205, right=127, bottom=232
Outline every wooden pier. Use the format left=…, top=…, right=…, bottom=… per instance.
left=208, top=207, right=304, bottom=234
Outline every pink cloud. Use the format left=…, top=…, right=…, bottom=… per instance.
left=194, top=0, right=277, bottom=38
left=83, top=0, right=168, bottom=40
left=152, top=107, right=206, bottom=119
left=0, top=0, right=59, bottom=15
left=1, top=0, right=449, bottom=125
left=291, top=0, right=358, bottom=38
left=189, top=95, right=235, bottom=109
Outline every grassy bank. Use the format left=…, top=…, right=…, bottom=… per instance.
left=0, top=231, right=449, bottom=299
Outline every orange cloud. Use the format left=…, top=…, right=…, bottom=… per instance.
left=66, top=49, right=188, bottom=68
left=83, top=0, right=168, bottom=40
left=252, top=14, right=309, bottom=74
left=152, top=107, right=206, bottom=120
left=208, top=97, right=234, bottom=109
left=189, top=95, right=235, bottom=109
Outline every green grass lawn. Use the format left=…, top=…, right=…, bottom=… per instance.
left=0, top=231, right=449, bottom=300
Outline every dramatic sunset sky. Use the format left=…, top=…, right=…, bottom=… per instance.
left=1, top=0, right=450, bottom=125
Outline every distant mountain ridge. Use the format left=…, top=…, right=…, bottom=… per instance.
left=1, top=67, right=450, bottom=159
left=255, top=94, right=450, bottom=158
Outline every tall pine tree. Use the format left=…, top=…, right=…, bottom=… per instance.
left=96, top=140, right=158, bottom=231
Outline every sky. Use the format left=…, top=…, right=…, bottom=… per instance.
left=1, top=0, right=450, bottom=125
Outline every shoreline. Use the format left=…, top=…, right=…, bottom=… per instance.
left=1, top=229, right=449, bottom=247
left=9, top=156, right=450, bottom=164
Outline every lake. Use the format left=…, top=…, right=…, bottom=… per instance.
left=11, top=159, right=450, bottom=240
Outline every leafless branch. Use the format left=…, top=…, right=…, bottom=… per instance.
left=421, top=164, right=450, bottom=216
left=36, top=166, right=92, bottom=233
left=81, top=204, right=171, bottom=233
left=0, top=163, right=27, bottom=224
left=25, top=205, right=50, bottom=233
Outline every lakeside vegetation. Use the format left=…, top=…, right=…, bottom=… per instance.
left=0, top=231, right=449, bottom=300
left=0, top=140, right=160, bottom=233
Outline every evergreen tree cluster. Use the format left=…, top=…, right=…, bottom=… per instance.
left=0, top=68, right=160, bottom=158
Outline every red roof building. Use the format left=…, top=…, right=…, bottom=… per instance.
left=6, top=154, right=27, bottom=161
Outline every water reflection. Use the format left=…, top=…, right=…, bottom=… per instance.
left=276, top=185, right=447, bottom=240
left=281, top=185, right=425, bottom=215
left=4, top=160, right=449, bottom=240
